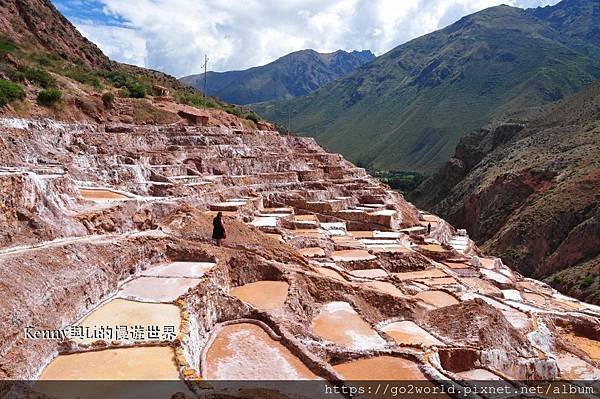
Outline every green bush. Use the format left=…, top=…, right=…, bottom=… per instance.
left=177, top=92, right=218, bottom=109
left=245, top=112, right=260, bottom=123
left=105, top=71, right=149, bottom=98
left=0, top=37, right=17, bottom=56
left=64, top=67, right=101, bottom=90
left=127, top=82, right=146, bottom=98
left=37, top=88, right=62, bottom=106
left=102, top=92, right=115, bottom=109
left=225, top=107, right=242, bottom=117
left=580, top=274, right=594, bottom=288
left=24, top=67, right=55, bottom=88
left=0, top=79, right=26, bottom=106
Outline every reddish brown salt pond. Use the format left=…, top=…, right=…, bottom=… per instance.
left=312, top=302, right=386, bottom=350
left=79, top=188, right=130, bottom=201
left=414, top=290, right=459, bottom=308
left=349, top=268, right=388, bottom=279
left=462, top=277, right=502, bottom=296
left=316, top=267, right=347, bottom=281
left=142, top=261, right=215, bottom=278
left=381, top=320, right=444, bottom=346
left=395, top=269, right=447, bottom=281
left=333, top=356, right=427, bottom=380
left=75, top=298, right=180, bottom=343
left=365, top=281, right=405, bottom=297
left=230, top=281, right=289, bottom=310
left=118, top=276, right=202, bottom=302
left=39, top=346, right=179, bottom=380
left=455, top=368, right=504, bottom=380
left=299, top=247, right=326, bottom=258
left=417, top=244, right=446, bottom=252
left=205, top=323, right=318, bottom=379
left=419, top=277, right=457, bottom=286
left=331, top=249, right=376, bottom=262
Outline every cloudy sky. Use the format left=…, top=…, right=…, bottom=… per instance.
left=52, top=0, right=561, bottom=78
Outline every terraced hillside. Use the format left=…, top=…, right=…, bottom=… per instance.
left=254, top=0, right=600, bottom=173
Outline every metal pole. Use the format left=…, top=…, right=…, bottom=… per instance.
left=203, top=54, right=209, bottom=98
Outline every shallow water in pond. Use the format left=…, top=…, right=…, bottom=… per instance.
left=418, top=244, right=446, bottom=252
left=365, top=281, right=405, bottom=297
left=349, top=268, right=388, bottom=278
left=331, top=249, right=376, bottom=262
left=39, top=346, right=179, bottom=380
left=118, top=276, right=202, bottom=302
left=455, top=368, right=504, bottom=380
left=414, top=290, right=459, bottom=308
left=316, top=267, right=346, bottom=281
left=205, top=323, right=317, bottom=380
left=142, top=261, right=215, bottom=278
left=75, top=298, right=180, bottom=343
left=333, top=356, right=427, bottom=380
left=312, top=302, right=386, bottom=350
left=230, top=281, right=289, bottom=310
left=381, top=321, right=444, bottom=346
left=79, top=188, right=130, bottom=201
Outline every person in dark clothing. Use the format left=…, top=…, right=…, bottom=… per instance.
left=427, top=222, right=432, bottom=235
left=212, top=212, right=226, bottom=246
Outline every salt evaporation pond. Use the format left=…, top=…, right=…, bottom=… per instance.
left=79, top=188, right=130, bottom=201
left=142, top=261, right=215, bottom=278
left=333, top=356, right=428, bottom=380
left=118, top=276, right=202, bottom=302
left=312, top=302, right=386, bottom=350
left=205, top=323, right=317, bottom=379
left=230, top=281, right=289, bottom=310
left=381, top=320, right=444, bottom=346
left=75, top=298, right=180, bottom=343
left=414, top=290, right=459, bottom=308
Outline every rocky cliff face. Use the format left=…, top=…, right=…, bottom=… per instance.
left=411, top=82, right=600, bottom=304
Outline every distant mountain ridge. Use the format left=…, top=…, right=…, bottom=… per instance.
left=180, top=49, right=375, bottom=105
left=254, top=0, right=600, bottom=173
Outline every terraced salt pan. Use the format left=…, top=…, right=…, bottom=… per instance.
left=480, top=268, right=512, bottom=285
left=562, top=333, right=600, bottom=363
left=39, top=346, right=179, bottom=380
left=118, top=276, right=202, bottom=302
left=299, top=247, right=326, bottom=258
left=395, top=269, right=447, bottom=281
left=555, top=352, right=600, bottom=380
left=230, top=281, right=289, bottom=310
left=331, top=250, right=376, bottom=262
left=381, top=321, right=444, bottom=346
left=349, top=268, right=388, bottom=279
left=79, top=188, right=130, bottom=201
left=312, top=302, right=386, bottom=350
left=455, top=368, right=504, bottom=380
left=460, top=293, right=532, bottom=330
left=418, top=244, right=446, bottom=252
left=333, top=356, right=427, bottom=380
left=205, top=323, right=318, bottom=380
left=365, top=281, right=405, bottom=297
left=315, top=267, right=346, bottom=282
left=141, top=261, right=215, bottom=278
left=249, top=216, right=278, bottom=227
left=414, top=290, right=459, bottom=308
left=74, top=299, right=180, bottom=344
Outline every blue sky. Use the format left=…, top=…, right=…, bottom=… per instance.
left=52, top=0, right=562, bottom=77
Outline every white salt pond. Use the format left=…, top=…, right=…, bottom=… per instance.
left=205, top=323, right=318, bottom=380
left=312, top=302, right=386, bottom=350
left=381, top=320, right=444, bottom=346
left=118, top=276, right=202, bottom=302
left=141, top=261, right=215, bottom=278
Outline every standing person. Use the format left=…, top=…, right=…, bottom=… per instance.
left=212, top=212, right=226, bottom=246
left=427, top=222, right=432, bottom=235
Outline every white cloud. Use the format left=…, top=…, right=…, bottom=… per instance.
left=73, top=0, right=561, bottom=77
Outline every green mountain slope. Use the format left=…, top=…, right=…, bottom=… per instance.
left=254, top=0, right=600, bottom=173
left=180, top=49, right=375, bottom=105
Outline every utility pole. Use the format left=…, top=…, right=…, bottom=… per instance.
left=203, top=54, right=209, bottom=98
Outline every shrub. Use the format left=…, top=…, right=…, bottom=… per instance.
left=102, top=92, right=115, bottom=109
left=105, top=71, right=148, bottom=98
left=245, top=112, right=260, bottom=123
left=0, top=79, right=26, bottom=106
left=0, top=37, right=17, bottom=56
left=225, top=107, right=242, bottom=117
left=24, top=67, right=55, bottom=88
left=64, top=67, right=101, bottom=90
left=37, top=88, right=62, bottom=106
left=177, top=92, right=218, bottom=109
left=127, top=82, right=146, bottom=98
left=580, top=274, right=594, bottom=288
